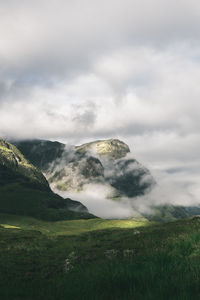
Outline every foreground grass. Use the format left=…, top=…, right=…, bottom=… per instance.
left=1, top=214, right=200, bottom=299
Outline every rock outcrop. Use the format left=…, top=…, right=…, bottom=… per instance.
left=76, top=139, right=130, bottom=159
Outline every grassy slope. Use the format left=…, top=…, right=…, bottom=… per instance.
left=0, top=213, right=148, bottom=235
left=0, top=184, right=95, bottom=221
left=0, top=139, right=95, bottom=221
left=1, top=214, right=200, bottom=299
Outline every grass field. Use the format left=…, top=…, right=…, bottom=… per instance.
left=0, top=213, right=148, bottom=235
left=1, top=213, right=200, bottom=299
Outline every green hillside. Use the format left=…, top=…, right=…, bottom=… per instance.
left=0, top=139, right=49, bottom=189
left=1, top=214, right=200, bottom=299
left=0, top=139, right=94, bottom=221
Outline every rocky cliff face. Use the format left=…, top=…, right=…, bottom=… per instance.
left=105, top=159, right=154, bottom=198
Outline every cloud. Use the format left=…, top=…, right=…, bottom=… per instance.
left=54, top=168, right=200, bottom=218
left=1, top=44, right=200, bottom=140
left=57, top=183, right=137, bottom=219
left=1, top=0, right=200, bottom=78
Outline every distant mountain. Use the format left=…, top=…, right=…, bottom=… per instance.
left=144, top=205, right=192, bottom=223
left=0, top=139, right=95, bottom=221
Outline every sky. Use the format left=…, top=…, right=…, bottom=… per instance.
left=0, top=0, right=200, bottom=208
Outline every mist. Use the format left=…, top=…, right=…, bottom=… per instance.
left=53, top=167, right=200, bottom=219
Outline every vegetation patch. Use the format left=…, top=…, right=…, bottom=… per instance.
left=1, top=215, right=200, bottom=299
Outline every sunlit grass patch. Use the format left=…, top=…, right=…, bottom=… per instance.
left=0, top=224, right=21, bottom=229
left=0, top=213, right=151, bottom=236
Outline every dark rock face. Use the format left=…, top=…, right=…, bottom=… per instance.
left=80, top=157, right=104, bottom=178
left=14, top=139, right=65, bottom=171
left=105, top=159, right=155, bottom=198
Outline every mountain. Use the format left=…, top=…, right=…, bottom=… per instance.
left=14, top=138, right=155, bottom=198
left=144, top=205, right=192, bottom=222
left=13, top=138, right=200, bottom=221
left=0, top=139, right=95, bottom=220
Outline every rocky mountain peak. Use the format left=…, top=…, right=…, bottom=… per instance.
left=76, top=138, right=130, bottom=159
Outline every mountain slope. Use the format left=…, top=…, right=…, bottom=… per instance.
left=0, top=139, right=95, bottom=220
left=0, top=139, right=49, bottom=189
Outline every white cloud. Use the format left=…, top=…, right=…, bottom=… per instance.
left=57, top=183, right=137, bottom=219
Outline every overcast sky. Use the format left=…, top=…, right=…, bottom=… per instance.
left=0, top=0, right=200, bottom=206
